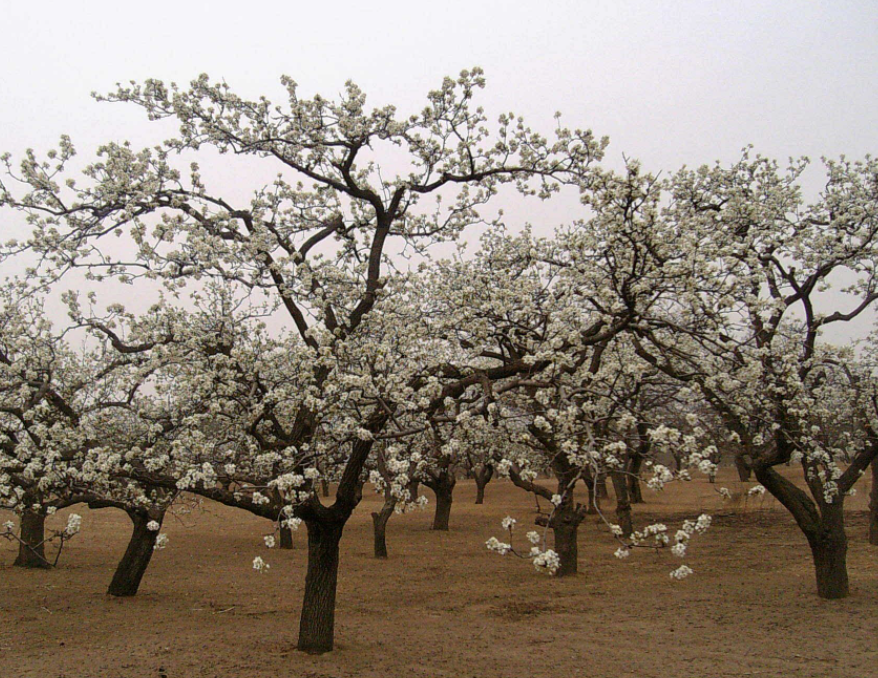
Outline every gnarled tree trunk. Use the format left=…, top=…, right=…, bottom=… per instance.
left=297, top=517, right=345, bottom=654
left=107, top=508, right=164, bottom=597
left=13, top=510, right=49, bottom=569
left=755, top=463, right=851, bottom=600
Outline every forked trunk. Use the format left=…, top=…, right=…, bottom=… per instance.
left=13, top=510, right=50, bottom=569
left=371, top=498, right=395, bottom=558
left=107, top=509, right=163, bottom=597
left=297, top=519, right=344, bottom=654
left=473, top=465, right=493, bottom=505
left=279, top=525, right=294, bottom=549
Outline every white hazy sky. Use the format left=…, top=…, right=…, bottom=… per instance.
left=1, top=0, right=877, bottom=338
left=2, top=1, right=876, bottom=169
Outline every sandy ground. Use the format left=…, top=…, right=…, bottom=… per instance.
left=1, top=469, right=876, bottom=678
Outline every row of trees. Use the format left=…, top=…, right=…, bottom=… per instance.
left=2, top=71, right=877, bottom=653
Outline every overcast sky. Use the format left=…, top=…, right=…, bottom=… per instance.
left=1, top=1, right=877, bottom=336
left=3, top=2, right=876, bottom=167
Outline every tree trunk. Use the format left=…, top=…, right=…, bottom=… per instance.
left=610, top=472, right=634, bottom=537
left=107, top=509, right=163, bottom=597
left=321, top=479, right=330, bottom=498
left=429, top=477, right=455, bottom=531
left=596, top=473, right=609, bottom=500
left=628, top=454, right=645, bottom=504
left=473, top=465, right=493, bottom=505
left=279, top=525, right=294, bottom=549
left=432, top=486, right=454, bottom=530
left=869, top=458, right=878, bottom=546
left=297, top=518, right=344, bottom=654
left=371, top=498, right=395, bottom=559
left=552, top=520, right=580, bottom=577
left=808, top=506, right=849, bottom=600
left=407, top=480, right=420, bottom=503
left=735, top=455, right=752, bottom=482
left=13, top=510, right=50, bottom=569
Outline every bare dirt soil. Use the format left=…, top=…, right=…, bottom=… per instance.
left=2, top=470, right=876, bottom=678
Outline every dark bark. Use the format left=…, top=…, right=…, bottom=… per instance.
left=627, top=473, right=644, bottom=504
left=584, top=474, right=598, bottom=514
left=473, top=464, right=494, bottom=505
left=735, top=454, right=752, bottom=482
left=13, top=510, right=50, bottom=569
left=629, top=424, right=648, bottom=504
left=321, top=479, right=330, bottom=498
left=297, top=517, right=344, bottom=654
left=807, top=503, right=849, bottom=599
left=427, top=475, right=456, bottom=531
left=371, top=497, right=395, bottom=558
left=610, top=472, right=634, bottom=537
left=279, top=525, right=294, bottom=549
left=596, top=473, right=609, bottom=500
left=407, top=480, right=420, bottom=502
left=107, top=509, right=163, bottom=597
left=869, top=458, right=878, bottom=546
left=552, top=518, right=580, bottom=577
left=754, top=464, right=850, bottom=600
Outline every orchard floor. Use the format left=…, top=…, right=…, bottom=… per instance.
left=2, top=470, right=877, bottom=678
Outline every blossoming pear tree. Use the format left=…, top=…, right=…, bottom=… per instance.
left=0, top=69, right=609, bottom=653
left=0, top=284, right=175, bottom=588
left=634, top=151, right=878, bottom=599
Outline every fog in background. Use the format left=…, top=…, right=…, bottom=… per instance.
left=1, top=0, right=877, bottom=340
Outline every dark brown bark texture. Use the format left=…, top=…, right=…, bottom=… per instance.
left=473, top=464, right=494, bottom=505
left=107, top=509, right=164, bottom=597
left=536, top=506, right=584, bottom=577
left=735, top=455, right=753, bottom=482
left=754, top=465, right=849, bottom=599
left=297, top=517, right=345, bottom=654
left=426, top=474, right=456, bottom=531
left=610, top=472, right=634, bottom=537
left=279, top=525, right=294, bottom=549
left=371, top=498, right=395, bottom=558
left=13, top=510, right=50, bottom=569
